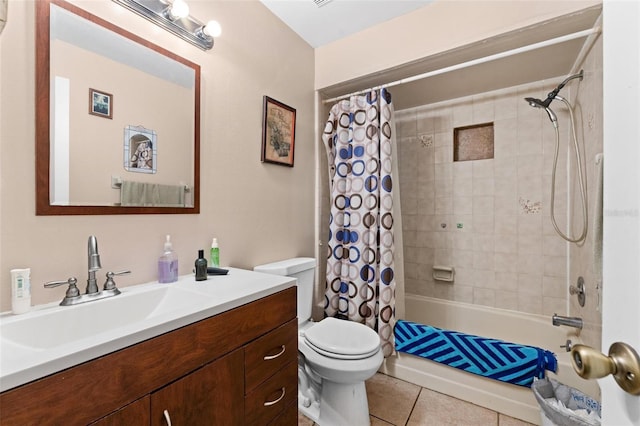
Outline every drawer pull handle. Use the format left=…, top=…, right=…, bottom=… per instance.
left=263, top=345, right=286, bottom=361
left=163, top=409, right=172, bottom=426
left=264, top=387, right=286, bottom=407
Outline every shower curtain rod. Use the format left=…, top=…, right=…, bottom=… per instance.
left=322, top=27, right=600, bottom=104
left=570, top=16, right=603, bottom=75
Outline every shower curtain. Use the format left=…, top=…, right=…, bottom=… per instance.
left=322, top=89, right=398, bottom=357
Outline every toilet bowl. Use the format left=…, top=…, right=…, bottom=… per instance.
left=254, top=258, right=383, bottom=426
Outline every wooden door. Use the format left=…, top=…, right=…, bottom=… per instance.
left=151, top=350, right=244, bottom=426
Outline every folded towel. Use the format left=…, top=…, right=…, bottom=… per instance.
left=395, top=320, right=557, bottom=387
left=120, top=181, right=185, bottom=207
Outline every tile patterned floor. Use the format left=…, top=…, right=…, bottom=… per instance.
left=298, top=373, right=536, bottom=426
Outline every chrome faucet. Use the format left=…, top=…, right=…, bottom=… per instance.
left=86, top=235, right=102, bottom=294
left=44, top=236, right=130, bottom=306
left=552, top=313, right=583, bottom=329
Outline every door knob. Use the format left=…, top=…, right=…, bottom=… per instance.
left=570, top=342, right=640, bottom=395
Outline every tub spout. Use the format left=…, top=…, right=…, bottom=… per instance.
left=552, top=313, right=583, bottom=329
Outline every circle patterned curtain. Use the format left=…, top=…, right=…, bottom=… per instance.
left=323, top=89, right=396, bottom=357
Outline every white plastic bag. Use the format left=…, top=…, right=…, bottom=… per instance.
left=532, top=377, right=601, bottom=426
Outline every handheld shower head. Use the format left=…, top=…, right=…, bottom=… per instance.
left=524, top=97, right=558, bottom=127
left=524, top=70, right=584, bottom=113
left=525, top=97, right=549, bottom=108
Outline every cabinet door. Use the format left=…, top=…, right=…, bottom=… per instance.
left=151, top=350, right=244, bottom=426
left=90, top=396, right=150, bottom=426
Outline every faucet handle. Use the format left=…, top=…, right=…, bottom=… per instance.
left=104, top=270, right=131, bottom=291
left=44, top=277, right=80, bottom=299
left=560, top=339, right=573, bottom=352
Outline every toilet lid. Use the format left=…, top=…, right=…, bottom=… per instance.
left=303, top=317, right=380, bottom=358
left=304, top=338, right=381, bottom=360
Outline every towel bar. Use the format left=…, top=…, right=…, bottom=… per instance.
left=111, top=176, right=190, bottom=192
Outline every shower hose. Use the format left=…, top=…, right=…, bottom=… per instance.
left=549, top=96, right=587, bottom=244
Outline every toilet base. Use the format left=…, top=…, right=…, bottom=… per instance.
left=307, top=380, right=370, bottom=426
left=298, top=395, right=320, bottom=424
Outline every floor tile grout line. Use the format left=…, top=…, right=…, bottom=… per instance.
left=403, top=386, right=423, bottom=426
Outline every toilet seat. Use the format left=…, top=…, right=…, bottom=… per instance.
left=304, top=338, right=380, bottom=360
left=302, top=317, right=381, bottom=360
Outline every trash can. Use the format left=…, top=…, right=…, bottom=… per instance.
left=532, top=377, right=601, bottom=426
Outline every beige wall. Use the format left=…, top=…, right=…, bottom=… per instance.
left=314, top=0, right=600, bottom=91
left=0, top=0, right=315, bottom=310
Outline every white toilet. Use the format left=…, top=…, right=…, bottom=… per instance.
left=254, top=257, right=383, bottom=426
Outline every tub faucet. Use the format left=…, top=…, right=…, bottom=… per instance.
left=87, top=235, right=102, bottom=294
left=552, top=313, right=583, bottom=329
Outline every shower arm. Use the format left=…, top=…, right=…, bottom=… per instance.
left=544, top=70, right=585, bottom=105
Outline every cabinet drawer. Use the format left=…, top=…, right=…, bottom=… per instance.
left=245, top=319, right=297, bottom=393
left=244, top=361, right=297, bottom=425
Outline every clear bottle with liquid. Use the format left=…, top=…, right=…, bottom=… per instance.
left=210, top=238, right=220, bottom=268
left=158, top=235, right=178, bottom=283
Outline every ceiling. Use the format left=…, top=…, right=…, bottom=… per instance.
left=259, top=1, right=602, bottom=110
left=259, top=0, right=433, bottom=48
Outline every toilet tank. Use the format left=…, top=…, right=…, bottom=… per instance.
left=253, top=257, right=316, bottom=324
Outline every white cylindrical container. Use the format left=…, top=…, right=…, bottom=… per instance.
left=10, top=268, right=31, bottom=314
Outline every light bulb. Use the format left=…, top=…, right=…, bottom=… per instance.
left=169, top=0, right=189, bottom=19
left=203, top=20, right=222, bottom=38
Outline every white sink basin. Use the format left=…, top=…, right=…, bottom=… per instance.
left=1, top=285, right=207, bottom=350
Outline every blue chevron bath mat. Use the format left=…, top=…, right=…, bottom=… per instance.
left=395, top=320, right=557, bottom=387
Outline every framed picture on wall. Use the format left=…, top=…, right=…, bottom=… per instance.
left=123, top=125, right=157, bottom=174
left=261, top=96, right=296, bottom=167
left=89, top=88, right=113, bottom=119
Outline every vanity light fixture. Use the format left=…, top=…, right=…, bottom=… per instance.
left=112, top=0, right=221, bottom=50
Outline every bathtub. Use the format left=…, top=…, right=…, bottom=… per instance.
left=379, top=294, right=600, bottom=424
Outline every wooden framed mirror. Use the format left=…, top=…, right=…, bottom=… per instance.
left=36, top=0, right=200, bottom=215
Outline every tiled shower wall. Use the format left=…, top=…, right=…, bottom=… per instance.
left=396, top=79, right=579, bottom=317
left=569, top=37, right=603, bottom=348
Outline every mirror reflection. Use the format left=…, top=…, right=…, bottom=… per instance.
left=36, top=0, right=200, bottom=214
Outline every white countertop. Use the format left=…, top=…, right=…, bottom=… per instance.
left=0, top=268, right=295, bottom=392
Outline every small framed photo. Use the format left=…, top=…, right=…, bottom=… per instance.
left=261, top=96, right=296, bottom=167
left=89, top=88, right=113, bottom=119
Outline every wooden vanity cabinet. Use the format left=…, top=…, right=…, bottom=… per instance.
left=0, top=287, right=297, bottom=426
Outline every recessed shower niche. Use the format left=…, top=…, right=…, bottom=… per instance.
left=453, top=122, right=494, bottom=162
